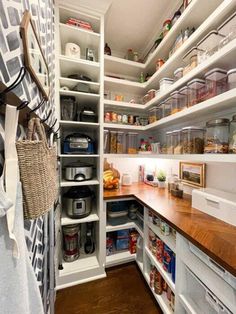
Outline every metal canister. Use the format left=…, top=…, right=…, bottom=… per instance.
left=62, top=224, right=80, bottom=262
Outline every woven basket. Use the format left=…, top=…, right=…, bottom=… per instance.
left=16, top=118, right=58, bottom=220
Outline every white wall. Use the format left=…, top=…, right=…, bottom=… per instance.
left=106, top=157, right=236, bottom=194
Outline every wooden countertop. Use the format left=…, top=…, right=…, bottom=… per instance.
left=104, top=183, right=236, bottom=277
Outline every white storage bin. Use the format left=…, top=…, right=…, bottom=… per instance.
left=217, top=11, right=236, bottom=38
left=180, top=267, right=233, bottom=314
left=192, top=188, right=236, bottom=227
left=159, top=77, right=174, bottom=92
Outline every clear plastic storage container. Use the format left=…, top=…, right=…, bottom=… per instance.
left=162, top=97, right=172, bottom=117
left=104, top=129, right=110, bottom=153
left=196, top=30, right=224, bottom=64
left=217, top=12, right=236, bottom=49
left=170, top=91, right=184, bottom=115
left=116, top=131, right=124, bottom=153
left=187, top=79, right=205, bottom=107
left=227, top=69, right=236, bottom=90
left=148, top=106, right=160, bottom=124
left=166, top=131, right=173, bottom=154
left=126, top=132, right=138, bottom=154
left=172, top=130, right=182, bottom=154
left=204, top=68, right=227, bottom=99
left=204, top=119, right=230, bottom=154
left=183, top=47, right=198, bottom=75
left=229, top=115, right=236, bottom=154
left=159, top=78, right=174, bottom=92
left=61, top=96, right=76, bottom=121
left=179, top=86, right=188, bottom=109
left=182, top=126, right=205, bottom=154
left=110, top=131, right=117, bottom=153
left=174, top=67, right=183, bottom=81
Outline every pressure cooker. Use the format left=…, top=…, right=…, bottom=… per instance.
left=64, top=162, right=93, bottom=181
left=63, top=186, right=94, bottom=218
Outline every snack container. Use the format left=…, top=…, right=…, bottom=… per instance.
left=204, top=68, right=227, bottom=99
left=227, top=68, right=236, bottom=90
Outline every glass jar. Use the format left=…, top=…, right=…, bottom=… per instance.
left=110, top=131, right=117, bottom=153
left=182, top=126, right=205, bottom=154
left=148, top=106, right=159, bottom=124
left=126, top=132, right=138, bottom=154
left=172, top=130, right=182, bottom=154
left=204, top=68, right=227, bottom=99
left=104, top=129, right=110, bottom=153
left=170, top=91, right=183, bottom=115
left=227, top=69, right=236, bottom=90
left=111, top=111, right=118, bottom=123
left=156, top=59, right=165, bottom=71
left=204, top=119, right=230, bottom=154
left=178, top=86, right=188, bottom=109
left=229, top=115, right=236, bottom=153
left=116, top=131, right=124, bottom=153
left=166, top=131, right=173, bottom=154
left=187, top=79, right=205, bottom=107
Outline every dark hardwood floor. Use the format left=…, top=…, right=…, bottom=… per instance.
left=55, top=263, right=162, bottom=314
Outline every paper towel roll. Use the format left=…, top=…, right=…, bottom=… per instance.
left=65, top=43, right=81, bottom=59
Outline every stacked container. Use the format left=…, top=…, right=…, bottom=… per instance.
left=187, top=79, right=205, bottom=107
left=204, top=68, right=227, bottom=99
left=126, top=132, right=138, bottom=154
left=182, top=126, right=205, bottom=154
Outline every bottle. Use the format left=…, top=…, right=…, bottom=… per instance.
left=140, top=72, right=145, bottom=83
left=104, top=43, right=111, bottom=55
left=127, top=48, right=134, bottom=60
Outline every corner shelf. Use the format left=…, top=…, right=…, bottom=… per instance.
left=103, top=123, right=144, bottom=131
left=103, top=99, right=144, bottom=111
left=59, top=120, right=100, bottom=129
left=61, top=210, right=99, bottom=226
left=105, top=251, right=135, bottom=267
left=148, top=222, right=176, bottom=253
left=59, top=77, right=100, bottom=93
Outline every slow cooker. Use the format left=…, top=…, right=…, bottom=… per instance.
left=64, top=162, right=93, bottom=181
left=63, top=186, right=94, bottom=218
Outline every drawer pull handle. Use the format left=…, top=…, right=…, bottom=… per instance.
left=209, top=258, right=226, bottom=275
left=205, top=197, right=220, bottom=205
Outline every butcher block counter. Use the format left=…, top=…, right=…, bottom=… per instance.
left=104, top=183, right=236, bottom=277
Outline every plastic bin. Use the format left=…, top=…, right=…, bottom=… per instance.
left=170, top=91, right=184, bottom=115
left=166, top=131, right=173, bottom=154
left=104, top=129, right=110, bottom=153
left=159, top=78, right=174, bottom=92
left=217, top=12, right=236, bottom=49
left=182, top=126, right=205, bottom=154
left=227, top=69, right=236, bottom=90
left=204, top=68, right=227, bottom=99
left=126, top=132, right=138, bottom=154
left=107, top=210, right=128, bottom=226
left=110, top=131, right=117, bottom=153
left=183, top=46, right=198, bottom=75
left=187, top=78, right=206, bottom=107
left=179, top=86, right=188, bottom=109
left=136, top=236, right=143, bottom=263
left=116, top=131, right=125, bottom=153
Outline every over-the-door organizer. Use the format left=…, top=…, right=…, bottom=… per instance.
left=55, top=5, right=105, bottom=289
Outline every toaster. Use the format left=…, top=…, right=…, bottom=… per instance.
left=63, top=133, right=95, bottom=154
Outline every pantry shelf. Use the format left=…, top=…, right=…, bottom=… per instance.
left=106, top=220, right=144, bottom=237
left=136, top=259, right=144, bottom=273
left=61, top=210, right=99, bottom=226
left=105, top=251, right=135, bottom=267
left=103, top=99, right=144, bottom=111
left=59, top=154, right=100, bottom=158
left=60, top=179, right=100, bottom=187
left=148, top=222, right=176, bottom=253
left=59, top=77, right=100, bottom=93
left=59, top=89, right=100, bottom=104
left=143, top=272, right=173, bottom=314
left=145, top=247, right=175, bottom=293
left=103, top=123, right=144, bottom=131
left=104, top=76, right=145, bottom=95
left=59, top=120, right=100, bottom=129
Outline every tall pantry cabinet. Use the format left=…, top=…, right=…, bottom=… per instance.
left=54, top=2, right=106, bottom=289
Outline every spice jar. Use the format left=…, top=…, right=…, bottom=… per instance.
left=204, top=68, right=227, bottom=99
left=204, top=119, right=230, bottom=154
left=179, top=86, right=188, bottom=109
left=170, top=91, right=183, bottom=115
left=229, top=115, right=236, bottom=153
left=116, top=131, right=124, bottom=153
left=182, top=126, right=205, bottom=154
left=163, top=19, right=171, bottom=37
left=126, top=132, right=138, bottom=154
left=172, top=130, right=182, bottom=154
left=111, top=111, right=118, bottom=123
left=166, top=131, right=173, bottom=154
left=156, top=59, right=165, bottom=71
left=187, top=79, right=205, bottom=107
left=227, top=69, right=236, bottom=90
left=110, top=131, right=117, bottom=153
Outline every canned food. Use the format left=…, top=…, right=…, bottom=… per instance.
left=111, top=112, right=118, bottom=123
left=122, top=114, right=128, bottom=124
left=117, top=114, right=122, bottom=123
left=128, top=115, right=134, bottom=124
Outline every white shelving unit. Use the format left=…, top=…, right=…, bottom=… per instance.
left=106, top=251, right=136, bottom=267
left=60, top=179, right=100, bottom=187
left=148, top=222, right=176, bottom=253
left=61, top=210, right=99, bottom=226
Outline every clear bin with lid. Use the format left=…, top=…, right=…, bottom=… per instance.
left=166, top=131, right=173, bottom=154
left=182, top=126, right=205, bottom=154
left=174, top=67, right=183, bottom=81
left=229, top=115, right=236, bottom=154
left=204, top=119, right=230, bottom=154
left=183, top=47, right=198, bottom=76
left=196, top=30, right=224, bottom=64
left=187, top=79, right=205, bottom=107
left=204, top=68, right=227, bottom=99
left=227, top=69, right=236, bottom=90
left=159, top=78, right=174, bottom=92
left=161, top=97, right=172, bottom=117
left=110, top=131, right=117, bottom=154
left=172, top=130, right=182, bottom=154
left=117, top=131, right=125, bottom=153
left=179, top=86, right=188, bottom=109
left=148, top=106, right=161, bottom=124
left=126, top=132, right=138, bottom=154
left=217, top=12, right=236, bottom=49
left=104, top=129, right=110, bottom=153
left=170, top=91, right=184, bottom=115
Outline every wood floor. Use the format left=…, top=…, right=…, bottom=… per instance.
left=55, top=263, right=162, bottom=314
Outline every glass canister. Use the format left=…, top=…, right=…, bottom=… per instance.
left=104, top=129, right=110, bottom=153
left=126, top=132, right=138, bottom=154
left=117, top=131, right=124, bottom=153
left=179, top=86, right=188, bottom=109
left=166, top=131, right=173, bottom=154
left=182, top=126, right=205, bottom=154
left=187, top=79, right=205, bottom=107
left=204, top=119, right=230, bottom=154
left=204, top=68, right=227, bottom=99
left=227, top=69, right=236, bottom=90
left=172, top=130, right=182, bottom=154
left=229, top=115, right=236, bottom=153
left=170, top=91, right=183, bottom=115
left=110, top=131, right=117, bottom=153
